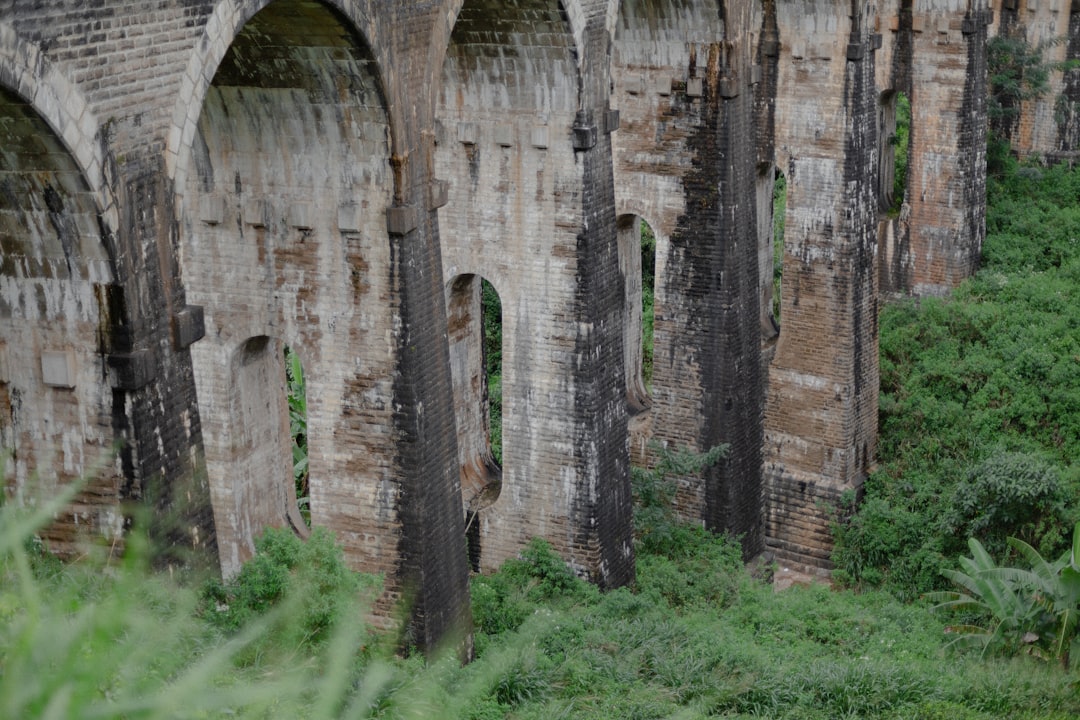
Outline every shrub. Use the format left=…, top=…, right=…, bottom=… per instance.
left=944, top=450, right=1069, bottom=560
left=201, top=525, right=372, bottom=648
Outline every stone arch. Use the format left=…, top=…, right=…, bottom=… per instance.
left=438, top=0, right=590, bottom=97
left=217, top=335, right=306, bottom=570
left=165, top=0, right=388, bottom=217
left=177, top=0, right=397, bottom=579
left=436, top=0, right=599, bottom=576
left=0, top=23, right=117, bottom=245
left=0, top=81, right=123, bottom=555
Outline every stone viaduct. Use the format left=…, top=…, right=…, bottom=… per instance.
left=1, top=0, right=1076, bottom=646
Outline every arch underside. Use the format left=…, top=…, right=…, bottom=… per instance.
left=0, top=84, right=122, bottom=555
left=179, top=1, right=394, bottom=577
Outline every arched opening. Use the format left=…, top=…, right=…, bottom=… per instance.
left=757, top=164, right=786, bottom=340
left=446, top=274, right=503, bottom=571
left=879, top=90, right=910, bottom=214
left=283, top=345, right=309, bottom=527
left=180, top=0, right=392, bottom=575
left=617, top=214, right=656, bottom=411
left=0, top=84, right=122, bottom=555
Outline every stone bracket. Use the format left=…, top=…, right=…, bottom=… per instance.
left=109, top=348, right=157, bottom=391
left=0, top=342, right=8, bottom=384
left=870, top=33, right=883, bottom=50
left=427, top=179, right=449, bottom=210
left=172, top=305, right=205, bottom=350
left=761, top=39, right=779, bottom=57
left=386, top=205, right=420, bottom=236
left=1072, top=0, right=1080, bottom=13
left=719, top=77, right=739, bottom=98
left=604, top=109, right=620, bottom=134
left=846, top=42, right=864, bottom=61
left=572, top=112, right=597, bottom=151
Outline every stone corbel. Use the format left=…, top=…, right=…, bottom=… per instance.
left=172, top=305, right=205, bottom=350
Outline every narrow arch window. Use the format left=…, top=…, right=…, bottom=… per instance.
left=284, top=345, right=309, bottom=527
left=879, top=90, right=910, bottom=214
left=771, top=168, right=787, bottom=329
left=617, top=214, right=654, bottom=412
left=447, top=274, right=503, bottom=572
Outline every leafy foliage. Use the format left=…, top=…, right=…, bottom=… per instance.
left=641, top=220, right=656, bottom=388
left=772, top=170, right=786, bottom=321
left=201, top=526, right=374, bottom=648
left=631, top=442, right=728, bottom=556
left=945, top=450, right=1070, bottom=560
left=987, top=35, right=1060, bottom=142
left=481, top=279, right=503, bottom=464
left=284, top=345, right=309, bottom=524
left=833, top=159, right=1080, bottom=601
left=927, top=523, right=1080, bottom=670
left=891, top=91, right=910, bottom=214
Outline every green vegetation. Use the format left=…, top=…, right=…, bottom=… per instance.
left=772, top=172, right=786, bottom=321
left=833, top=157, right=1080, bottom=601
left=481, top=278, right=503, bottom=464
left=927, top=522, right=1080, bottom=669
left=891, top=92, right=910, bottom=215
left=7, top=442, right=1080, bottom=718
left=285, top=345, right=310, bottom=525
left=641, top=220, right=656, bottom=388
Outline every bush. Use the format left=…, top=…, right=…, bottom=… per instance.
left=201, top=525, right=373, bottom=648
left=945, top=450, right=1070, bottom=560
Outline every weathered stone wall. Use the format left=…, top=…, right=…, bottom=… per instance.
left=611, top=0, right=764, bottom=558
left=435, top=0, right=634, bottom=588
left=989, top=0, right=1080, bottom=158
left=760, top=0, right=881, bottom=569
left=4, top=0, right=1051, bottom=642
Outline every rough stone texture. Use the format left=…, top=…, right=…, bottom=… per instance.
left=759, top=0, right=881, bottom=569
left=986, top=0, right=1080, bottom=159
left=435, top=0, right=634, bottom=588
left=4, top=0, right=1064, bottom=644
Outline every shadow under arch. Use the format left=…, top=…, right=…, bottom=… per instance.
left=165, top=0, right=392, bottom=219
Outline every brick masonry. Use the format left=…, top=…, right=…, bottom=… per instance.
left=1, top=0, right=1074, bottom=648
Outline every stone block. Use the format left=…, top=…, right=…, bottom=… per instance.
left=531, top=125, right=549, bottom=149
left=385, top=205, right=419, bottom=236
left=457, top=122, right=478, bottom=145
left=172, top=305, right=205, bottom=350
left=572, top=120, right=597, bottom=151
left=198, top=194, right=226, bottom=225
left=338, top=202, right=362, bottom=232
left=288, top=202, right=313, bottom=230
left=494, top=123, right=513, bottom=147
left=243, top=198, right=266, bottom=227
left=428, top=179, right=449, bottom=210
left=686, top=77, right=703, bottom=97
left=654, top=76, right=672, bottom=96
left=0, top=343, right=8, bottom=384
left=604, top=109, right=620, bottom=133
left=41, top=350, right=77, bottom=389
